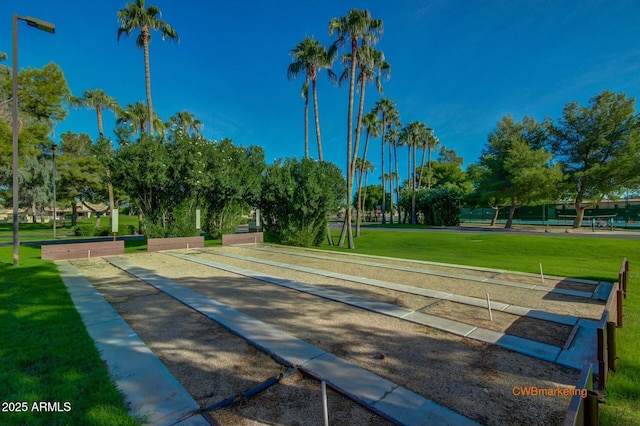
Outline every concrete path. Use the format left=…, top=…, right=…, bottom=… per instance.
left=251, top=246, right=600, bottom=299
left=105, top=256, right=479, bottom=426
left=56, top=260, right=209, bottom=426
left=165, top=252, right=594, bottom=370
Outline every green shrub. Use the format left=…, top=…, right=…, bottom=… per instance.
left=258, top=158, right=345, bottom=247
left=73, top=225, right=96, bottom=237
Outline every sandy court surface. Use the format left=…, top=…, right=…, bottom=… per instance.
left=72, top=259, right=389, bottom=425
left=88, top=251, right=586, bottom=425
left=215, top=246, right=605, bottom=320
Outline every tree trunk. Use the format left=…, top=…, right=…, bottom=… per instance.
left=312, top=77, right=322, bottom=161
left=142, top=26, right=154, bottom=136
left=505, top=202, right=518, bottom=229
left=393, top=142, right=400, bottom=224
left=97, top=107, right=104, bottom=137
left=573, top=203, right=587, bottom=228
left=388, top=142, right=393, bottom=224
left=356, top=130, right=372, bottom=238
left=381, top=117, right=386, bottom=225
left=490, top=207, right=500, bottom=226
left=71, top=203, right=78, bottom=227
left=304, top=77, right=310, bottom=159
left=418, top=142, right=427, bottom=189
left=338, top=36, right=358, bottom=249
left=411, top=143, right=417, bottom=224
left=427, top=147, right=432, bottom=189
left=32, top=202, right=37, bottom=224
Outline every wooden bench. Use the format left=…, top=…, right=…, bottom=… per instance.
left=147, top=236, right=205, bottom=252
left=41, top=241, right=124, bottom=260
left=222, top=232, right=263, bottom=246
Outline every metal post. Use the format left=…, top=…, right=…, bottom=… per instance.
left=11, top=14, right=55, bottom=266
left=52, top=144, right=57, bottom=238
left=12, top=14, right=20, bottom=265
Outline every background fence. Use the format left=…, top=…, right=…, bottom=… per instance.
left=461, top=201, right=640, bottom=228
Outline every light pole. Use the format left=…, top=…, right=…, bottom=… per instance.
left=51, top=143, right=57, bottom=238
left=12, top=14, right=55, bottom=266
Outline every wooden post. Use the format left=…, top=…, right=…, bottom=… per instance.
left=606, top=321, right=617, bottom=373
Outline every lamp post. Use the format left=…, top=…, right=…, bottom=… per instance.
left=12, top=14, right=55, bottom=266
left=51, top=143, right=57, bottom=238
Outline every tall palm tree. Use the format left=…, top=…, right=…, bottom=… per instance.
left=372, top=98, right=398, bottom=224
left=400, top=121, right=429, bottom=224
left=69, top=89, right=120, bottom=137
left=287, top=36, right=337, bottom=160
left=168, top=111, right=203, bottom=136
left=69, top=89, right=120, bottom=225
left=425, top=134, right=440, bottom=189
left=386, top=127, right=400, bottom=222
left=329, top=8, right=383, bottom=249
left=117, top=0, right=178, bottom=136
left=355, top=110, right=379, bottom=237
left=341, top=43, right=390, bottom=191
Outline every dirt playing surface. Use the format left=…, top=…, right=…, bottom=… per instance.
left=67, top=246, right=603, bottom=425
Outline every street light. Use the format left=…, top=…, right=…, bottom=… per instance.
left=51, top=143, right=57, bottom=238
left=12, top=14, right=55, bottom=266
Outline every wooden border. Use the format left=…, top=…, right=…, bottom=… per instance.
left=41, top=241, right=124, bottom=260
left=222, top=232, right=264, bottom=246
left=147, top=236, right=205, bottom=252
left=563, top=362, right=595, bottom=426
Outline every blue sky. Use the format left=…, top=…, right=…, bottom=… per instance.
left=2, top=1, right=640, bottom=181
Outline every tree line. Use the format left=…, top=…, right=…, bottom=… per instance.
left=1, top=3, right=638, bottom=250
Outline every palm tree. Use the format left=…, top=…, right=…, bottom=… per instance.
left=425, top=134, right=440, bottom=189
left=117, top=101, right=165, bottom=136
left=372, top=98, right=398, bottom=224
left=355, top=157, right=374, bottom=237
left=69, top=89, right=120, bottom=137
left=168, top=111, right=203, bottom=136
left=329, top=8, right=383, bottom=249
left=354, top=110, right=379, bottom=237
left=69, top=89, right=120, bottom=226
left=287, top=36, right=337, bottom=161
left=117, top=0, right=178, bottom=136
left=400, top=121, right=429, bottom=224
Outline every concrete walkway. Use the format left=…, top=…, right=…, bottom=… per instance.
left=165, top=252, right=595, bottom=370
left=56, top=260, right=209, bottom=426
left=105, top=256, right=479, bottom=426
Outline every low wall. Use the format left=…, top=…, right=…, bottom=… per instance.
left=147, top=236, right=205, bottom=252
left=42, top=241, right=124, bottom=260
left=222, top=232, right=264, bottom=246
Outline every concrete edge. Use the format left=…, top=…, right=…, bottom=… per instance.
left=56, top=260, right=208, bottom=426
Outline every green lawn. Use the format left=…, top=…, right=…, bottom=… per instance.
left=321, top=229, right=640, bottom=425
left=0, top=245, right=139, bottom=425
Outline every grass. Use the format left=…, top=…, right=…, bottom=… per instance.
left=0, top=245, right=139, bottom=425
left=321, top=229, right=640, bottom=425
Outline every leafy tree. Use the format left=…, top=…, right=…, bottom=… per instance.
left=117, top=0, right=178, bottom=136
left=56, top=132, right=104, bottom=225
left=287, top=36, right=337, bottom=160
left=549, top=91, right=640, bottom=227
left=199, top=138, right=265, bottom=238
left=19, top=154, right=53, bottom=223
left=329, top=8, right=383, bottom=249
left=417, top=187, right=464, bottom=226
left=259, top=158, right=345, bottom=247
left=478, top=115, right=563, bottom=228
